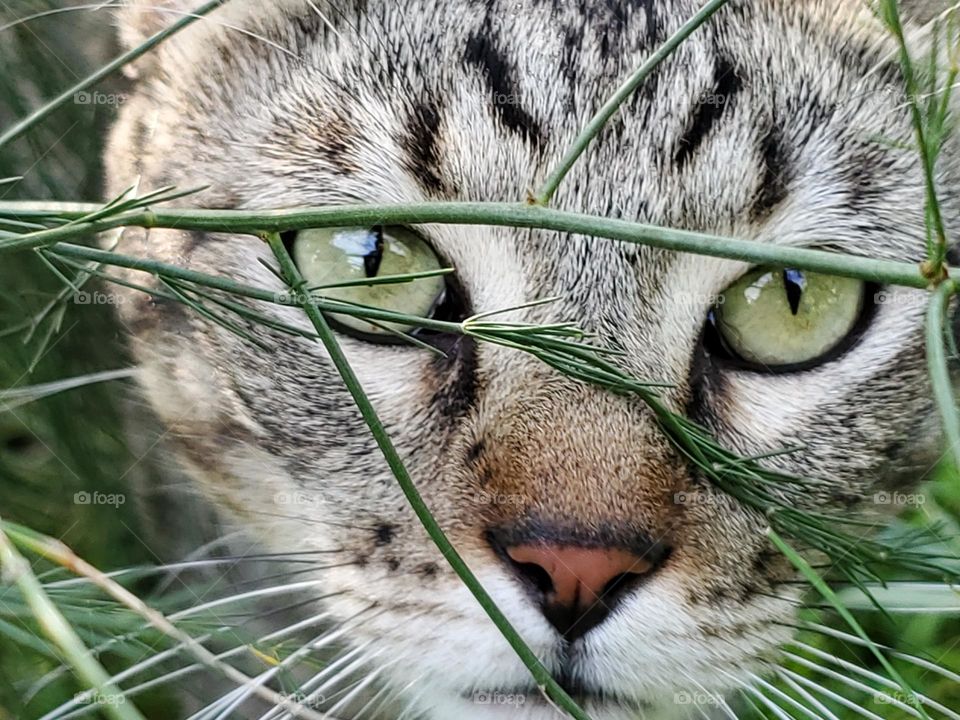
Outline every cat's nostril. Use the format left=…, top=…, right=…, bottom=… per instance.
left=499, top=542, right=666, bottom=642
left=511, top=560, right=554, bottom=595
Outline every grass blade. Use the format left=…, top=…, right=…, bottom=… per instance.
left=0, top=0, right=227, bottom=150
left=533, top=0, right=731, bottom=205
left=0, top=522, right=145, bottom=720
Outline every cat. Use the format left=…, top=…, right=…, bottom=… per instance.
left=103, top=0, right=956, bottom=717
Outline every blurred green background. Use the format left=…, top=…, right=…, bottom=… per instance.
left=0, top=2, right=957, bottom=719
left=0, top=2, right=168, bottom=717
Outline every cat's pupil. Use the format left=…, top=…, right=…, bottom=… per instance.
left=783, top=268, right=806, bottom=315
left=363, top=226, right=385, bottom=278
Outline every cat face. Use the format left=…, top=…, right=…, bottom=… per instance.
left=106, top=1, right=952, bottom=717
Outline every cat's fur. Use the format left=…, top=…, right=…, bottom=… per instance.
left=105, top=1, right=955, bottom=717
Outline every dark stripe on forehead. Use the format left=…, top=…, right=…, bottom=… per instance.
left=317, top=104, right=361, bottom=176
left=750, top=121, right=790, bottom=219
left=401, top=98, right=452, bottom=196
left=674, top=55, right=743, bottom=169
left=463, top=26, right=544, bottom=146
left=628, top=0, right=659, bottom=45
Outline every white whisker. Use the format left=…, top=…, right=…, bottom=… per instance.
left=0, top=2, right=122, bottom=34
left=773, top=668, right=840, bottom=720
left=320, top=660, right=397, bottom=720
left=119, top=5, right=302, bottom=59
left=717, top=669, right=795, bottom=720
left=783, top=651, right=924, bottom=719
left=257, top=643, right=381, bottom=720
left=41, top=611, right=336, bottom=720
left=303, top=0, right=343, bottom=41
left=800, top=622, right=960, bottom=685
left=197, top=630, right=334, bottom=720
left=169, top=579, right=333, bottom=618
left=44, top=551, right=347, bottom=594
left=791, top=640, right=960, bottom=720
left=200, top=606, right=386, bottom=720
left=678, top=668, right=738, bottom=720
left=394, top=676, right=433, bottom=720
left=776, top=667, right=884, bottom=720
left=746, top=670, right=827, bottom=720
left=353, top=684, right=407, bottom=720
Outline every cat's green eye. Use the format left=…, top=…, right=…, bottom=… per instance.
left=290, top=225, right=446, bottom=336
left=709, top=268, right=867, bottom=369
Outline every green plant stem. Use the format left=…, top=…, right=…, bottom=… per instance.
left=0, top=522, right=145, bottom=720
left=532, top=0, right=730, bottom=205
left=44, top=242, right=463, bottom=332
left=44, top=243, right=671, bottom=394
left=881, top=0, right=951, bottom=280
left=0, top=202, right=932, bottom=288
left=927, top=280, right=960, bottom=466
left=262, top=232, right=591, bottom=720
left=42, top=236, right=957, bottom=581
left=41, top=238, right=951, bottom=586
left=768, top=530, right=932, bottom=720
left=0, top=0, right=228, bottom=150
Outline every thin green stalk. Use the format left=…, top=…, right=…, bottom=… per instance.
left=0, top=522, right=145, bottom=720
left=42, top=242, right=668, bottom=395
left=44, top=252, right=320, bottom=342
left=532, top=0, right=731, bottom=205
left=0, top=0, right=228, bottom=150
left=927, top=280, right=960, bottom=466
left=262, top=232, right=591, bottom=720
left=159, top=278, right=272, bottom=350
left=879, top=0, right=951, bottom=281
left=0, top=202, right=932, bottom=289
left=767, top=529, right=932, bottom=720
left=45, top=241, right=464, bottom=333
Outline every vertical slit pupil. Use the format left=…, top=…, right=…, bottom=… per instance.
left=363, top=226, right=385, bottom=278
left=783, top=268, right=805, bottom=316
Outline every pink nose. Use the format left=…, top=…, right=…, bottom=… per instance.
left=505, top=544, right=657, bottom=639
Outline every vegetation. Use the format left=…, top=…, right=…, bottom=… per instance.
left=0, top=1, right=958, bottom=719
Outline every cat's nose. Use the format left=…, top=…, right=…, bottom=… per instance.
left=502, top=543, right=661, bottom=641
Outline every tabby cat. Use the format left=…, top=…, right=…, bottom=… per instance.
left=105, top=0, right=955, bottom=717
